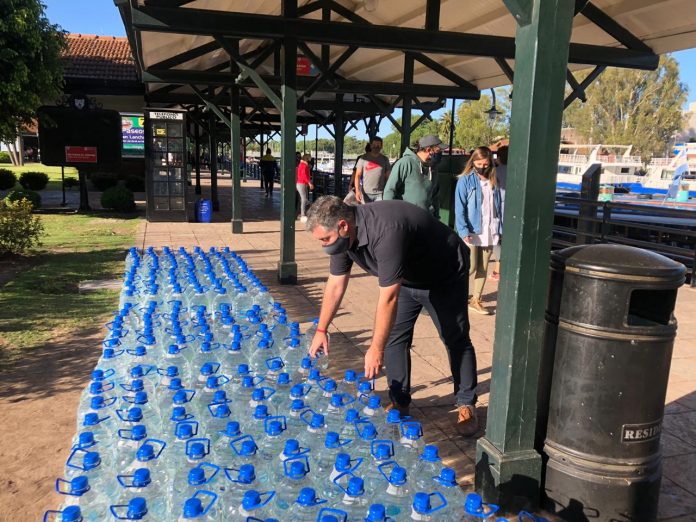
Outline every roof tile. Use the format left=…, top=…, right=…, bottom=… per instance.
left=63, top=33, right=138, bottom=82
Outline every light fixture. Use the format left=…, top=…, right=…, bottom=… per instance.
left=485, top=88, right=500, bottom=122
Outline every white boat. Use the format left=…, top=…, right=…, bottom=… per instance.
left=641, top=142, right=696, bottom=195
left=556, top=144, right=644, bottom=190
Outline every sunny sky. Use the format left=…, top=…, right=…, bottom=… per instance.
left=44, top=0, right=696, bottom=140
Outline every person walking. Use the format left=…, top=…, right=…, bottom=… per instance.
left=354, top=136, right=391, bottom=203
left=383, top=134, right=442, bottom=218
left=296, top=153, right=314, bottom=222
left=306, top=196, right=480, bottom=436
left=454, top=146, right=503, bottom=315
left=490, top=145, right=508, bottom=281
left=259, top=148, right=279, bottom=198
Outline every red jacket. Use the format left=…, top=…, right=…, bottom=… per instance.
left=296, top=161, right=311, bottom=184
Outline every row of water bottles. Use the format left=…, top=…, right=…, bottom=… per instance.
left=45, top=246, right=510, bottom=521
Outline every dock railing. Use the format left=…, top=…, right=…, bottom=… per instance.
left=553, top=195, right=696, bottom=287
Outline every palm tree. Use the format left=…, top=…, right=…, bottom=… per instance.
left=438, top=110, right=454, bottom=148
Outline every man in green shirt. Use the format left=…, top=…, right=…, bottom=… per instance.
left=383, top=134, right=442, bottom=218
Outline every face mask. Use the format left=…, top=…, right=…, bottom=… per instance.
left=430, top=151, right=443, bottom=165
left=474, top=166, right=487, bottom=175
left=322, top=229, right=351, bottom=256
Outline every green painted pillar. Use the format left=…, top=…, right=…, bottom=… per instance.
left=333, top=99, right=345, bottom=198
left=230, top=77, right=243, bottom=234
left=277, top=1, right=298, bottom=284
left=475, top=0, right=575, bottom=510
left=400, top=53, right=414, bottom=154
left=208, top=111, right=219, bottom=211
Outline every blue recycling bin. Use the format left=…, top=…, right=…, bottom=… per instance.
left=196, top=199, right=212, bottom=223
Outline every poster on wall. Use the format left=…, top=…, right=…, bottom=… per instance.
left=122, top=113, right=145, bottom=157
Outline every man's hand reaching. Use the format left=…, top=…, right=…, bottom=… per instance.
left=364, top=346, right=384, bottom=379
left=309, top=331, right=329, bottom=359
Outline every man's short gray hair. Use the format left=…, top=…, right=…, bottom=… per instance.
left=306, top=195, right=355, bottom=232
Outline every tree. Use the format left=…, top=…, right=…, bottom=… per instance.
left=454, top=90, right=510, bottom=151
left=562, top=56, right=688, bottom=160
left=0, top=0, right=66, bottom=165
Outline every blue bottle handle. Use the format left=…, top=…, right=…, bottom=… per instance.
left=55, top=477, right=89, bottom=496
left=102, top=338, right=122, bottom=348
left=140, top=438, right=167, bottom=460
left=110, top=502, right=147, bottom=520
left=43, top=509, right=81, bottom=522
left=94, top=381, right=115, bottom=393
left=66, top=448, right=99, bottom=471
left=94, top=368, right=115, bottom=380
left=229, top=434, right=257, bottom=456
left=283, top=455, right=310, bottom=477
left=189, top=463, right=220, bottom=485
left=93, top=396, right=117, bottom=408
left=264, top=415, right=287, bottom=432
left=256, top=386, right=276, bottom=400
left=252, top=490, right=275, bottom=509
left=186, top=437, right=211, bottom=458
left=317, top=507, right=348, bottom=522
left=265, top=357, right=285, bottom=370
left=192, top=490, right=218, bottom=515
left=422, top=492, right=448, bottom=514
left=333, top=471, right=358, bottom=494
left=465, top=500, right=500, bottom=518
left=102, top=349, right=124, bottom=359
left=371, top=439, right=395, bottom=459
left=377, top=460, right=398, bottom=483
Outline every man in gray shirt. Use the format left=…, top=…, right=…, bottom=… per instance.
left=355, top=136, right=391, bottom=203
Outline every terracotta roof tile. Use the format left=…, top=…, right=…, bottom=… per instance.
left=63, top=34, right=138, bottom=82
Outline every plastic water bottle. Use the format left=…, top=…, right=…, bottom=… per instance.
left=175, top=491, right=219, bottom=521
left=324, top=393, right=356, bottom=428
left=297, top=411, right=328, bottom=448
left=221, top=463, right=270, bottom=508
left=431, top=468, right=468, bottom=520
left=211, top=421, right=242, bottom=464
left=323, top=453, right=363, bottom=501
left=408, top=492, right=448, bottom=521
left=224, top=489, right=277, bottom=520
left=312, top=432, right=353, bottom=475
left=398, top=422, right=424, bottom=465
left=376, top=462, right=412, bottom=519
left=169, top=421, right=200, bottom=457
left=115, top=468, right=169, bottom=521
left=172, top=463, right=221, bottom=507
left=353, top=420, right=379, bottom=458
left=285, top=487, right=328, bottom=522
left=43, top=505, right=83, bottom=522
left=274, top=456, right=313, bottom=511
left=182, top=439, right=212, bottom=475
left=286, top=399, right=311, bottom=431
left=316, top=507, right=349, bottom=522
left=122, top=440, right=168, bottom=489
left=361, top=395, right=386, bottom=425
left=257, top=417, right=288, bottom=462
left=363, top=503, right=394, bottom=522
left=459, top=493, right=500, bottom=521
left=412, top=445, right=443, bottom=490
left=228, top=435, right=264, bottom=471
left=113, top=425, right=149, bottom=470
left=64, top=449, right=109, bottom=492
left=55, top=475, right=109, bottom=521
left=363, top=441, right=396, bottom=492
left=335, top=474, right=371, bottom=515
left=383, top=409, right=407, bottom=442
left=340, top=409, right=361, bottom=440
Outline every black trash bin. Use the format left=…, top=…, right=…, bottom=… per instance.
left=543, top=244, right=685, bottom=521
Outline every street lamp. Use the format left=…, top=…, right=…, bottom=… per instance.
left=485, top=88, right=501, bottom=122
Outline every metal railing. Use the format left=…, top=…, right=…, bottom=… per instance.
left=553, top=195, right=696, bottom=286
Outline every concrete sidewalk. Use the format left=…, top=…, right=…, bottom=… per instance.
left=138, top=181, right=696, bottom=518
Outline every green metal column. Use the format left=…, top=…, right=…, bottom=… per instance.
left=277, top=0, right=298, bottom=284
left=208, top=111, right=219, bottom=211
left=400, top=53, right=414, bottom=154
left=230, top=60, right=243, bottom=234
left=475, top=0, right=575, bottom=510
left=194, top=117, right=201, bottom=195
left=333, top=98, right=345, bottom=198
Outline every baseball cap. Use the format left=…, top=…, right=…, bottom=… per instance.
left=418, top=134, right=443, bottom=148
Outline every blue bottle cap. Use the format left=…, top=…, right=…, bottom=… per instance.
left=237, top=363, right=250, bottom=375
left=133, top=392, right=148, bottom=405
left=366, top=504, right=386, bottom=521
left=224, top=421, right=240, bottom=437
left=70, top=476, right=90, bottom=495
left=239, top=440, right=257, bottom=456
left=413, top=492, right=431, bottom=513
left=253, top=405, right=268, bottom=419
left=127, top=497, right=147, bottom=519
left=389, top=466, right=407, bottom=485
left=167, top=344, right=180, bottom=354
left=283, top=439, right=299, bottom=455
left=268, top=359, right=283, bottom=371
left=325, top=432, right=340, bottom=448
left=238, top=464, right=255, bottom=484
left=61, top=506, right=82, bottom=522
left=213, top=390, right=227, bottom=403
left=287, top=460, right=308, bottom=479
left=131, top=425, right=147, bottom=440
left=465, top=493, right=483, bottom=511
left=242, top=490, right=262, bottom=510
left=257, top=339, right=269, bottom=349
left=290, top=399, right=305, bottom=411
left=213, top=404, right=231, bottom=418
left=296, top=487, right=319, bottom=507
left=92, top=369, right=105, bottom=381
left=206, top=376, right=219, bottom=389
left=200, top=363, right=214, bottom=376
left=335, top=453, right=351, bottom=471
left=309, top=413, right=325, bottom=429
left=265, top=420, right=283, bottom=436
left=165, top=366, right=179, bottom=377
left=134, top=346, right=146, bottom=356
left=288, top=338, right=301, bottom=348
left=176, top=424, right=193, bottom=440
left=77, top=432, right=95, bottom=447
left=386, top=409, right=402, bottom=423
left=421, top=445, right=440, bottom=462
left=347, top=477, right=364, bottom=497
left=251, top=389, right=265, bottom=402
left=188, top=442, right=205, bottom=460
left=367, top=396, right=381, bottom=409
left=127, top=407, right=143, bottom=422
left=130, top=366, right=144, bottom=378
left=102, top=348, right=116, bottom=359
left=132, top=468, right=151, bottom=488
left=83, top=451, right=101, bottom=470
left=242, top=376, right=255, bottom=388
left=277, top=373, right=290, bottom=385
left=300, top=357, right=312, bottom=369
left=359, top=423, right=377, bottom=440
left=171, top=406, right=187, bottom=421
left=374, top=444, right=392, bottom=460
left=137, top=444, right=155, bottom=461
left=168, top=378, right=183, bottom=391
left=188, top=467, right=205, bottom=486
left=345, top=409, right=359, bottom=423
left=309, top=368, right=321, bottom=381
left=83, top=413, right=100, bottom=426
left=173, top=390, right=188, bottom=404
left=89, top=382, right=103, bottom=394
left=323, top=379, right=337, bottom=392
left=438, top=468, right=457, bottom=487
left=90, top=396, right=106, bottom=410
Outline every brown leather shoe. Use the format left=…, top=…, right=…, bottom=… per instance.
left=457, top=404, right=479, bottom=437
left=385, top=401, right=410, bottom=417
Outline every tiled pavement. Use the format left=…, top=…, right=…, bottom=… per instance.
left=137, top=178, right=696, bottom=518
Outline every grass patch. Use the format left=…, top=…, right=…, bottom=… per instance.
left=2, top=163, right=79, bottom=192
left=0, top=212, right=140, bottom=367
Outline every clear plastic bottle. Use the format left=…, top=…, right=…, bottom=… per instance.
left=321, top=453, right=363, bottom=502
left=316, top=507, right=349, bottom=522
left=285, top=487, right=328, bottom=522
left=375, top=462, right=412, bottom=519
left=257, top=417, right=289, bottom=462
left=408, top=492, right=448, bottom=521
left=43, top=505, right=83, bottom=522
left=115, top=468, right=169, bottom=521
left=363, top=441, right=396, bottom=493
left=312, top=431, right=353, bottom=476
left=113, top=425, right=149, bottom=470
left=412, top=445, right=443, bottom=491
left=363, top=503, right=395, bottom=522
left=221, top=463, right=270, bottom=510
left=54, top=475, right=109, bottom=522
left=172, top=463, right=221, bottom=508
left=458, top=493, right=500, bottom=521
left=175, top=491, right=219, bottom=522
left=225, top=489, right=277, bottom=520
left=431, top=468, right=468, bottom=520
left=335, top=475, right=371, bottom=515
left=64, top=449, right=109, bottom=493
left=274, top=456, right=313, bottom=512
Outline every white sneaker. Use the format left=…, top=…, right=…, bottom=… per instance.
left=300, top=216, right=308, bottom=223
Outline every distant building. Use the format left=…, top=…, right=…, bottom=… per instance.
left=679, top=102, right=696, bottom=141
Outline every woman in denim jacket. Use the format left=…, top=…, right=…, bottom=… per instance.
left=454, top=146, right=503, bottom=315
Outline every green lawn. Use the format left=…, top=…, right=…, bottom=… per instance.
left=0, top=212, right=141, bottom=368
left=1, top=163, right=79, bottom=191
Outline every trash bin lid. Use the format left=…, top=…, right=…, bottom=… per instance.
left=565, top=245, right=685, bottom=281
